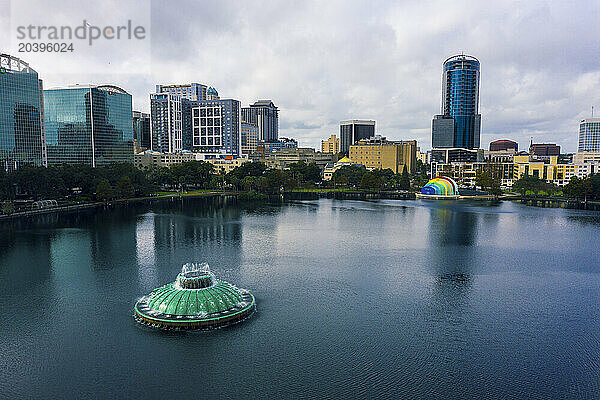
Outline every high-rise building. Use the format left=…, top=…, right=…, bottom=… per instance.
left=150, top=93, right=182, bottom=153
left=321, top=134, right=340, bottom=154
left=579, top=118, right=600, bottom=152
left=0, top=54, right=46, bottom=171
left=155, top=83, right=207, bottom=102
left=241, top=122, right=259, bottom=155
left=133, top=111, right=151, bottom=152
left=155, top=83, right=211, bottom=151
left=192, top=99, right=241, bottom=156
left=432, top=54, right=481, bottom=150
left=44, top=85, right=133, bottom=166
left=431, top=115, right=454, bottom=148
left=490, top=139, right=518, bottom=152
left=241, top=100, right=279, bottom=142
left=339, top=120, right=375, bottom=154
left=530, top=143, right=560, bottom=156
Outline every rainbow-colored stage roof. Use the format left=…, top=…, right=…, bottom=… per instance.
left=420, top=176, right=459, bottom=196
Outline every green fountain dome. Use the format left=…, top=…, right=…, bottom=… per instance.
left=134, top=262, right=255, bottom=330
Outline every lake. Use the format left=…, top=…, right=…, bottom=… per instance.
left=1, top=198, right=599, bottom=399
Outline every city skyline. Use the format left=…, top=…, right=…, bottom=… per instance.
left=1, top=0, right=599, bottom=152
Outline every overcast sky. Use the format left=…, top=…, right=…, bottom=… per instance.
left=2, top=0, right=600, bottom=151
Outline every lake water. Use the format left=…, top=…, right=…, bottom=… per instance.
left=1, top=198, right=599, bottom=399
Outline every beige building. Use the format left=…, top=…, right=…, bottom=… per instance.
left=206, top=157, right=250, bottom=174
left=321, top=134, right=340, bottom=154
left=573, top=151, right=600, bottom=164
left=135, top=151, right=196, bottom=169
left=134, top=151, right=249, bottom=174
left=349, top=136, right=417, bottom=174
left=259, top=148, right=336, bottom=170
left=322, top=156, right=355, bottom=181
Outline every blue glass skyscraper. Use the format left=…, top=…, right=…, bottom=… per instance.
left=432, top=54, right=481, bottom=151
left=0, top=54, right=45, bottom=171
left=44, top=85, right=134, bottom=167
left=443, top=54, right=480, bottom=148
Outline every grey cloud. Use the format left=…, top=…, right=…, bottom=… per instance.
left=4, top=0, right=600, bottom=152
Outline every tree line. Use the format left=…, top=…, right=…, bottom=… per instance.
left=479, top=172, right=600, bottom=200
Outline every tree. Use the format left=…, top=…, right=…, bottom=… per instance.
left=1, top=200, right=15, bottom=215
left=332, top=165, right=367, bottom=188
left=117, top=176, right=135, bottom=199
left=399, top=165, right=410, bottom=190
left=96, top=179, right=114, bottom=201
left=360, top=171, right=384, bottom=190
left=476, top=170, right=502, bottom=196
left=226, top=162, right=267, bottom=190
left=512, top=175, right=558, bottom=196
left=289, top=161, right=321, bottom=186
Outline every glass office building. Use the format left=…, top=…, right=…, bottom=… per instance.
left=0, top=54, right=45, bottom=171
left=339, top=120, right=376, bottom=154
left=579, top=118, right=600, bottom=152
left=442, top=54, right=481, bottom=149
left=44, top=85, right=134, bottom=167
left=133, top=111, right=151, bottom=151
left=241, top=100, right=279, bottom=143
left=432, top=54, right=481, bottom=150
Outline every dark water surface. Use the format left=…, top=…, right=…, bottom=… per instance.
left=1, top=198, right=600, bottom=399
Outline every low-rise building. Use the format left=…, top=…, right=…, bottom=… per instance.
left=135, top=150, right=248, bottom=173
left=349, top=136, right=417, bottom=174
left=201, top=155, right=250, bottom=174
left=257, top=138, right=298, bottom=153
left=573, top=151, right=600, bottom=164
left=259, top=147, right=335, bottom=170
left=432, top=154, right=600, bottom=189
left=322, top=156, right=355, bottom=181
left=135, top=151, right=196, bottom=169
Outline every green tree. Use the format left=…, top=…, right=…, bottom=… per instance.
left=399, top=165, right=410, bottom=190
left=512, top=175, right=558, bottom=196
left=117, top=176, right=135, bottom=199
left=332, top=165, right=366, bottom=188
left=476, top=170, right=502, bottom=196
left=1, top=200, right=15, bottom=215
left=288, top=161, right=321, bottom=186
left=360, top=171, right=384, bottom=190
left=96, top=179, right=114, bottom=201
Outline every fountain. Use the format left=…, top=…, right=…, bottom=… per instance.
left=134, top=263, right=255, bottom=330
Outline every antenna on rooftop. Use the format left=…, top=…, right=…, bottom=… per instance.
left=593, top=106, right=595, bottom=118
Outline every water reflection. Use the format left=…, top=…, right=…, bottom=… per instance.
left=427, top=206, right=479, bottom=278
left=133, top=197, right=245, bottom=288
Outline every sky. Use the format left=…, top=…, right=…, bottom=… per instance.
left=2, top=0, right=600, bottom=152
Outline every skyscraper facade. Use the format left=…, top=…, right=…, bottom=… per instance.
left=432, top=54, right=481, bottom=150
left=133, top=111, right=151, bottom=151
left=155, top=83, right=210, bottom=151
left=241, top=122, right=259, bottom=155
left=155, top=83, right=207, bottom=102
left=241, top=100, right=279, bottom=142
left=339, top=120, right=375, bottom=154
left=44, top=85, right=133, bottom=166
left=150, top=93, right=182, bottom=153
left=0, top=54, right=46, bottom=171
left=192, top=99, right=241, bottom=156
left=321, top=134, right=340, bottom=154
left=579, top=118, right=600, bottom=152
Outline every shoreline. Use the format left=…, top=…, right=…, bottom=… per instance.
left=2, top=190, right=599, bottom=221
